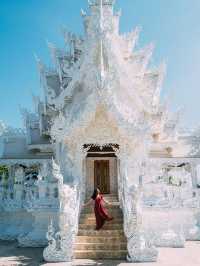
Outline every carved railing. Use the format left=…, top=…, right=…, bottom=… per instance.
left=43, top=181, right=82, bottom=262
left=118, top=168, right=158, bottom=262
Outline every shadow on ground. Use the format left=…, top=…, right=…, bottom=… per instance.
left=73, top=260, right=126, bottom=266
left=0, top=241, right=126, bottom=266
left=0, top=240, right=44, bottom=266
left=1, top=240, right=200, bottom=266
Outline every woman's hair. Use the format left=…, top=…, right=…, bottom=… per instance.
left=91, top=188, right=100, bottom=200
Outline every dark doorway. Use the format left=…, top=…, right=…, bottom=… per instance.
left=94, top=160, right=110, bottom=194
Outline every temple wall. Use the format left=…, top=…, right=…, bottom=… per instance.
left=0, top=208, right=60, bottom=246
left=141, top=207, right=198, bottom=242
left=3, top=137, right=28, bottom=158
left=0, top=210, right=34, bottom=241
left=148, top=157, right=200, bottom=189
left=17, top=209, right=60, bottom=247
left=0, top=160, right=61, bottom=247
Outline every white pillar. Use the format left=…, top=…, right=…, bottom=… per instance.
left=14, top=165, right=24, bottom=202
left=191, top=162, right=198, bottom=188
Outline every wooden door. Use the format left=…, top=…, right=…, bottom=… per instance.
left=94, top=160, right=110, bottom=194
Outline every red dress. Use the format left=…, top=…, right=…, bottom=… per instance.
left=94, top=195, right=113, bottom=230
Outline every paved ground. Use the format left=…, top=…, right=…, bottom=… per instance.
left=0, top=240, right=200, bottom=266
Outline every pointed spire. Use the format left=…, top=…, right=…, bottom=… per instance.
left=32, top=93, right=40, bottom=112
left=61, top=26, right=72, bottom=47
left=96, top=0, right=106, bottom=91
left=34, top=53, right=46, bottom=74
left=124, top=26, right=141, bottom=53
left=19, top=106, right=29, bottom=127
left=88, top=0, right=115, bottom=18
left=46, top=40, right=58, bottom=64
left=116, top=9, right=122, bottom=17
left=100, top=0, right=103, bottom=31
left=151, top=62, right=166, bottom=107
left=133, top=43, right=154, bottom=75
left=88, top=0, right=115, bottom=6
left=157, top=61, right=167, bottom=88
left=96, top=40, right=106, bottom=91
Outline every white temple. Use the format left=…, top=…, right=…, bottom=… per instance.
left=0, top=0, right=200, bottom=263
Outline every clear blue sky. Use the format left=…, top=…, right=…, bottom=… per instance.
left=0, top=0, right=200, bottom=129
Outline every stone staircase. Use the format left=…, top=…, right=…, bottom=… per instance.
left=75, top=194, right=127, bottom=259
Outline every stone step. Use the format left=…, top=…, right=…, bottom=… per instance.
left=82, top=207, right=122, bottom=215
left=86, top=194, right=118, bottom=199
left=103, top=199, right=119, bottom=203
left=83, top=204, right=120, bottom=210
left=79, top=223, right=123, bottom=230
left=78, top=229, right=125, bottom=237
left=76, top=235, right=127, bottom=244
left=85, top=199, right=119, bottom=204
left=103, top=194, right=118, bottom=196
left=80, top=212, right=123, bottom=219
left=75, top=250, right=127, bottom=259
left=103, top=197, right=119, bottom=202
left=100, top=197, right=119, bottom=201
left=103, top=194, right=119, bottom=199
left=75, top=242, right=127, bottom=251
left=79, top=217, right=123, bottom=225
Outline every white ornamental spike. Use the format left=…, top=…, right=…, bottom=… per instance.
left=100, top=0, right=103, bottom=30
left=157, top=61, right=166, bottom=89
left=32, top=93, right=40, bottom=112
left=46, top=40, right=58, bottom=63
left=116, top=8, right=122, bottom=17
left=34, top=53, right=45, bottom=73
left=46, top=39, right=56, bottom=50
left=80, top=8, right=86, bottom=17
left=61, top=26, right=72, bottom=47
left=52, top=158, right=64, bottom=185
left=88, top=0, right=92, bottom=6
left=0, top=121, right=7, bottom=137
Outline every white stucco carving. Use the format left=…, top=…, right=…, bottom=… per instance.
left=122, top=183, right=158, bottom=262
left=43, top=161, right=81, bottom=262
left=0, top=0, right=200, bottom=263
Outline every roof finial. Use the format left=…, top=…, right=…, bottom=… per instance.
left=88, top=0, right=115, bottom=7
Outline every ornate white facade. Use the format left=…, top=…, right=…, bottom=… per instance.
left=1, top=0, right=200, bottom=263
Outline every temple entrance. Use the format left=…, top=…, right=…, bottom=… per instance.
left=84, top=144, right=119, bottom=197
left=94, top=160, right=110, bottom=194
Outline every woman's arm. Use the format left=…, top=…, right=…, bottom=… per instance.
left=83, top=198, right=93, bottom=207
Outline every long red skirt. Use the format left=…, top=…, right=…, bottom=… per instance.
left=94, top=195, right=113, bottom=230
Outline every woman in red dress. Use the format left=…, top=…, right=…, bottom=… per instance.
left=83, top=188, right=113, bottom=230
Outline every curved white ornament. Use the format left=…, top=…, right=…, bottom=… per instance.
left=123, top=184, right=158, bottom=262
left=43, top=221, right=74, bottom=263
left=43, top=160, right=81, bottom=263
